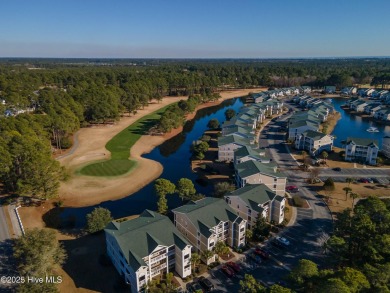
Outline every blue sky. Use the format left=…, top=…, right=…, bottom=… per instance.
left=0, top=0, right=389, bottom=58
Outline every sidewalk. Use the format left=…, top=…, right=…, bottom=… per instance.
left=7, top=205, right=23, bottom=237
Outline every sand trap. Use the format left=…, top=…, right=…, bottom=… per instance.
left=59, top=88, right=266, bottom=207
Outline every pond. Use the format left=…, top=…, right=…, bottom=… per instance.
left=59, top=98, right=245, bottom=228
left=331, top=98, right=390, bottom=148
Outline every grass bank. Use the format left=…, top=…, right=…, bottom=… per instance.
left=78, top=104, right=173, bottom=177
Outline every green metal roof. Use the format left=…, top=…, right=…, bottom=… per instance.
left=223, top=125, right=253, bottom=135
left=346, top=137, right=379, bottom=148
left=227, top=184, right=276, bottom=213
left=237, top=113, right=256, bottom=121
left=104, top=210, right=190, bottom=271
left=172, top=198, right=243, bottom=237
left=274, top=195, right=285, bottom=202
left=218, top=135, right=251, bottom=147
left=302, top=130, right=327, bottom=140
left=236, top=160, right=286, bottom=178
left=222, top=118, right=252, bottom=128
left=234, top=145, right=270, bottom=161
left=288, top=119, right=319, bottom=129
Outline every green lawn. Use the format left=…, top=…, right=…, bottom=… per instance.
left=78, top=104, right=173, bottom=177
left=78, top=159, right=137, bottom=177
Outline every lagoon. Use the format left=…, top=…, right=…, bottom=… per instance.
left=59, top=98, right=245, bottom=228
left=331, top=98, right=390, bottom=147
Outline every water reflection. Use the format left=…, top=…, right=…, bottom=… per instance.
left=331, top=98, right=390, bottom=147
left=57, top=98, right=244, bottom=228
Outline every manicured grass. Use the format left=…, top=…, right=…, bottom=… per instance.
left=78, top=104, right=174, bottom=177
left=78, top=159, right=137, bottom=177
left=106, top=104, right=172, bottom=160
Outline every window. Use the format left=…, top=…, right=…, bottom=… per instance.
left=185, top=264, right=190, bottom=270
left=184, top=254, right=190, bottom=259
left=273, top=184, right=277, bottom=189
left=139, top=275, right=145, bottom=282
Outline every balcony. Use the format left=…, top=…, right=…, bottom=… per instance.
left=150, top=254, right=167, bottom=264
left=151, top=263, right=167, bottom=275
left=151, top=259, right=166, bottom=269
left=150, top=249, right=166, bottom=258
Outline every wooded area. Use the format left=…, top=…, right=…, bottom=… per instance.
left=0, top=59, right=389, bottom=199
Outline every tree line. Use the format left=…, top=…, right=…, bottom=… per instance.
left=1, top=60, right=389, bottom=199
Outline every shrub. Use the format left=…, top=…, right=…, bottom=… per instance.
left=86, top=207, right=113, bottom=233
left=208, top=261, right=221, bottom=269
left=292, top=195, right=304, bottom=207
left=60, top=136, right=72, bottom=149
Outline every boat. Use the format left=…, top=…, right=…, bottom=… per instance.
left=366, top=127, right=379, bottom=133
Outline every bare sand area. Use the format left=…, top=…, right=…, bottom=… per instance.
left=59, top=88, right=266, bottom=207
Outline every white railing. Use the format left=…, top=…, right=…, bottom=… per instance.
left=15, top=206, right=25, bottom=235
left=151, top=263, right=167, bottom=275
left=150, top=254, right=166, bottom=264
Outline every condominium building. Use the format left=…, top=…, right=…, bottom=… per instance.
left=235, top=160, right=287, bottom=195
left=294, top=130, right=333, bottom=156
left=344, top=137, right=379, bottom=165
left=172, top=198, right=246, bottom=262
left=383, top=136, right=390, bottom=158
left=288, top=119, right=319, bottom=140
left=105, top=210, right=192, bottom=293
left=218, top=135, right=252, bottom=161
left=234, top=145, right=271, bottom=165
left=225, top=184, right=286, bottom=228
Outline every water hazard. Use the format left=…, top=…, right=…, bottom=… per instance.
left=58, top=98, right=245, bottom=228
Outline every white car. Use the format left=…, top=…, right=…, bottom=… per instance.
left=275, top=236, right=290, bottom=246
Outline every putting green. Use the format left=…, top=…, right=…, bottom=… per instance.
left=78, top=159, right=137, bottom=177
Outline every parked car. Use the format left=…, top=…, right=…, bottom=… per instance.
left=221, top=265, right=235, bottom=278
left=226, top=261, right=240, bottom=273
left=255, top=247, right=270, bottom=259
left=271, top=239, right=285, bottom=249
left=275, top=236, right=290, bottom=246
left=286, top=185, right=299, bottom=192
left=371, top=178, right=379, bottom=183
left=198, top=276, right=214, bottom=292
left=247, top=252, right=262, bottom=264
left=359, top=178, right=369, bottom=183
left=187, top=282, right=204, bottom=293
left=332, top=167, right=341, bottom=171
left=367, top=178, right=374, bottom=183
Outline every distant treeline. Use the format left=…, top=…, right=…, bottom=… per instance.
left=0, top=59, right=389, bottom=199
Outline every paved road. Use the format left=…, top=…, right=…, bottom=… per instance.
left=55, top=130, right=80, bottom=160
left=202, top=108, right=334, bottom=292
left=0, top=205, right=10, bottom=242
left=195, top=103, right=390, bottom=291
left=0, top=205, right=16, bottom=292
left=257, top=110, right=333, bottom=282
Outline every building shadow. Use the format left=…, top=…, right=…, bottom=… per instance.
left=61, top=232, right=129, bottom=293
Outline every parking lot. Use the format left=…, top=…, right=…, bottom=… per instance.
left=188, top=205, right=330, bottom=292
left=319, top=168, right=390, bottom=184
